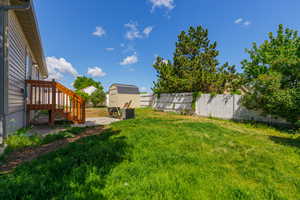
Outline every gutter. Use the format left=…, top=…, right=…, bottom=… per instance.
left=2, top=1, right=31, bottom=11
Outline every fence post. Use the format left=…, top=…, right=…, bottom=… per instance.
left=232, top=95, right=235, bottom=120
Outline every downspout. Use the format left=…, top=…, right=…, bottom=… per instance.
left=24, top=50, right=28, bottom=128
left=0, top=0, right=32, bottom=145
left=0, top=4, right=7, bottom=145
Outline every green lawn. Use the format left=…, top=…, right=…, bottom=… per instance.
left=0, top=108, right=300, bottom=200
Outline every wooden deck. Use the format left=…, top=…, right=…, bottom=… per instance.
left=26, top=80, right=86, bottom=125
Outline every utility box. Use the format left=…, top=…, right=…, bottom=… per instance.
left=121, top=109, right=135, bottom=120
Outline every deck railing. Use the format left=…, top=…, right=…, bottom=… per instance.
left=26, top=79, right=86, bottom=124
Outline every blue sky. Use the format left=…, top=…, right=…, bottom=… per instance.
left=34, top=0, right=300, bottom=92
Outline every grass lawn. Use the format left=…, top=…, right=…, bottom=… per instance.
left=0, top=108, right=300, bottom=199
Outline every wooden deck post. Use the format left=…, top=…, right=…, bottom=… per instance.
left=26, top=110, right=30, bottom=127
left=82, top=100, right=86, bottom=123
left=50, top=79, right=56, bottom=126
left=48, top=110, right=52, bottom=125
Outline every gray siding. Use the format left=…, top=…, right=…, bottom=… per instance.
left=7, top=12, right=26, bottom=114
left=5, top=12, right=40, bottom=134
left=6, top=111, right=25, bottom=134
left=0, top=8, right=5, bottom=143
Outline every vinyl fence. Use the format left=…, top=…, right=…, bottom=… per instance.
left=195, top=94, right=287, bottom=124
left=140, top=93, right=154, bottom=107
left=152, top=93, right=193, bottom=112
left=147, top=93, right=287, bottom=125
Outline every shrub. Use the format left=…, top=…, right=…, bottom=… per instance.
left=242, top=25, right=300, bottom=127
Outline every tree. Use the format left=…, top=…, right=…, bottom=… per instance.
left=74, top=90, right=90, bottom=101
left=90, top=88, right=106, bottom=107
left=242, top=24, right=300, bottom=126
left=153, top=26, right=240, bottom=94
left=73, top=76, right=102, bottom=91
left=73, top=76, right=106, bottom=106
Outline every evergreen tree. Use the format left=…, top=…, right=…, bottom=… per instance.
left=153, top=25, right=239, bottom=94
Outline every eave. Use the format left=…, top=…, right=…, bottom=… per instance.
left=11, top=0, right=48, bottom=78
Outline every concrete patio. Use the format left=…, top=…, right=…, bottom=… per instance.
left=27, top=117, right=120, bottom=137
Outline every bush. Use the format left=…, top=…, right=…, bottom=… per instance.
left=242, top=25, right=300, bottom=127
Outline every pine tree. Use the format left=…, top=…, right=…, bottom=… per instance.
left=153, top=25, right=239, bottom=94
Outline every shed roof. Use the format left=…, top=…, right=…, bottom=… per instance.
left=110, top=83, right=140, bottom=94
left=10, top=0, right=48, bottom=78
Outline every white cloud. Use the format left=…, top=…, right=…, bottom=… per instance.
left=47, top=70, right=63, bottom=80
left=120, top=54, right=138, bottom=65
left=121, top=43, right=136, bottom=54
left=124, top=22, right=153, bottom=40
left=143, top=26, right=153, bottom=37
left=93, top=26, right=106, bottom=37
left=46, top=56, right=78, bottom=81
left=234, top=18, right=251, bottom=27
left=87, top=67, right=106, bottom=77
left=105, top=48, right=114, bottom=51
left=234, top=18, right=243, bottom=24
left=162, top=59, right=169, bottom=64
left=125, top=22, right=142, bottom=40
left=243, top=21, right=251, bottom=26
left=149, top=0, right=175, bottom=11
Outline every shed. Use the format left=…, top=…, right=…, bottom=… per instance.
left=108, top=84, right=140, bottom=108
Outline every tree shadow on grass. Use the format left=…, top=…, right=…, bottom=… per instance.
left=0, top=128, right=129, bottom=200
left=269, top=136, right=300, bottom=149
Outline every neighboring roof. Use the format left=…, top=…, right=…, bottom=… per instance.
left=11, top=0, right=48, bottom=78
left=110, top=83, right=140, bottom=94
left=83, top=86, right=97, bottom=95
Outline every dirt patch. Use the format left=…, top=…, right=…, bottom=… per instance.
left=0, top=126, right=104, bottom=174
left=86, top=107, right=108, bottom=118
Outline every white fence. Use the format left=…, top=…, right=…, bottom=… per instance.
left=143, top=93, right=287, bottom=125
left=195, top=94, right=286, bottom=124
left=140, top=93, right=154, bottom=107
left=152, top=93, right=193, bottom=111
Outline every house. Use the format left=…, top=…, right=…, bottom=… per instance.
left=0, top=0, right=85, bottom=145
left=83, top=86, right=97, bottom=95
left=0, top=0, right=48, bottom=143
left=108, top=84, right=140, bottom=108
